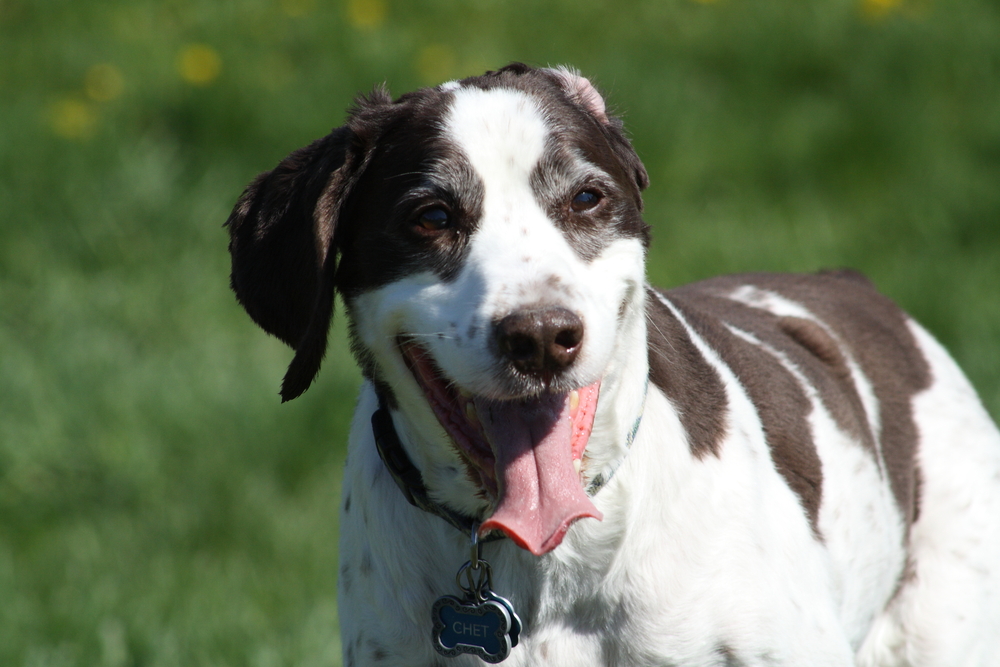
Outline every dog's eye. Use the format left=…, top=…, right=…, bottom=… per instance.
left=571, top=190, right=602, bottom=213
left=415, top=207, right=451, bottom=232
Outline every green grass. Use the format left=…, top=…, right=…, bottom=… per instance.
left=2, top=0, right=999, bottom=664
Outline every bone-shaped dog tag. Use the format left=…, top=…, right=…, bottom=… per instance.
left=484, top=590, right=521, bottom=648
left=432, top=594, right=513, bottom=663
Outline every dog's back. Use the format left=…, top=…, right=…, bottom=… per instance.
left=655, top=271, right=1000, bottom=664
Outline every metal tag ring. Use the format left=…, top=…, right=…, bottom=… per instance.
left=456, top=560, right=494, bottom=602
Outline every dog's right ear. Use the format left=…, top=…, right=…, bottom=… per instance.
left=545, top=67, right=650, bottom=204
left=226, top=125, right=357, bottom=401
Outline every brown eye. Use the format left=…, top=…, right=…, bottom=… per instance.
left=415, top=206, right=450, bottom=232
left=571, top=189, right=602, bottom=213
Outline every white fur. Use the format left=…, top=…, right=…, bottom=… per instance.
left=336, top=87, right=1000, bottom=666
left=857, top=322, right=1000, bottom=666
left=724, top=323, right=905, bottom=648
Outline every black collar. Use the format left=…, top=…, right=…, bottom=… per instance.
left=371, top=393, right=505, bottom=542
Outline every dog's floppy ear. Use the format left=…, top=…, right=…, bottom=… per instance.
left=545, top=67, right=650, bottom=200
left=226, top=126, right=358, bottom=402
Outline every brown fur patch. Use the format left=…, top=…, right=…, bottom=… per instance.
left=645, top=288, right=729, bottom=458
left=665, top=291, right=824, bottom=533
left=679, top=272, right=931, bottom=530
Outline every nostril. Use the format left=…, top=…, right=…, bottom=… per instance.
left=553, top=326, right=583, bottom=351
left=548, top=322, right=583, bottom=369
left=503, top=332, right=540, bottom=361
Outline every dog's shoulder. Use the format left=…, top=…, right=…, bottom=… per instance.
left=646, top=271, right=931, bottom=530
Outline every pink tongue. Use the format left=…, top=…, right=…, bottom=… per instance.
left=476, top=390, right=602, bottom=556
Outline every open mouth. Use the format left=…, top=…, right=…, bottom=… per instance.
left=399, top=337, right=603, bottom=555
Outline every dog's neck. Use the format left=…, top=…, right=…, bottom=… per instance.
left=370, top=391, right=505, bottom=541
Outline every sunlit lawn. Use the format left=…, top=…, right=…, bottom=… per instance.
left=2, top=0, right=999, bottom=664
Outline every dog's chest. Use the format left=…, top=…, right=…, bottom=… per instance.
left=336, top=443, right=689, bottom=667
left=336, top=382, right=893, bottom=667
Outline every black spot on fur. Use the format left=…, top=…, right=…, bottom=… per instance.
left=367, top=638, right=389, bottom=663
left=715, top=644, right=743, bottom=666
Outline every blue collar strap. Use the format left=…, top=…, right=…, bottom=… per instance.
left=585, top=377, right=649, bottom=495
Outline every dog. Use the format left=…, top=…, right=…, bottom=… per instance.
left=226, top=63, right=1000, bottom=666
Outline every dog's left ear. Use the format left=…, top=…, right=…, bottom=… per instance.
left=226, top=125, right=362, bottom=402
left=545, top=67, right=650, bottom=202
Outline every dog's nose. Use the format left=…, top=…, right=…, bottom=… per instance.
left=495, top=307, right=584, bottom=375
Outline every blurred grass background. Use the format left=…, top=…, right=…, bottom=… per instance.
left=1, top=0, right=998, bottom=664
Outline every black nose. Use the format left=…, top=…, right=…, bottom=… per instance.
left=495, top=307, right=584, bottom=375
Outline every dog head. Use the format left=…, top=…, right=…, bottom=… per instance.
left=227, top=63, right=650, bottom=554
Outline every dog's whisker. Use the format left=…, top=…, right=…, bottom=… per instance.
left=398, top=332, right=458, bottom=340
left=645, top=309, right=682, bottom=364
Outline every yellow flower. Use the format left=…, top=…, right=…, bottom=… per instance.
left=177, top=44, right=222, bottom=86
left=347, top=0, right=387, bottom=29
left=85, top=64, right=124, bottom=103
left=861, top=0, right=904, bottom=19
left=49, top=98, right=97, bottom=141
